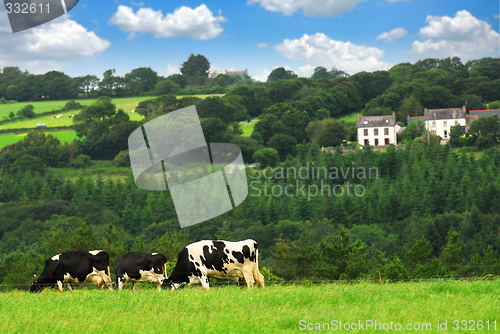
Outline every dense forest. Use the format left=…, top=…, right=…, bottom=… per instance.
left=1, top=56, right=500, bottom=288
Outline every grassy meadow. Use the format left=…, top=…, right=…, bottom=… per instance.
left=239, top=119, right=257, bottom=137
left=0, top=130, right=77, bottom=150
left=0, top=94, right=223, bottom=148
left=1, top=280, right=498, bottom=333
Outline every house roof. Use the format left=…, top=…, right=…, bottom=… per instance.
left=469, top=109, right=500, bottom=118
left=357, top=114, right=396, bottom=128
left=407, top=116, right=425, bottom=125
left=424, top=107, right=466, bottom=120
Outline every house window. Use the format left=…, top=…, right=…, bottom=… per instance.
left=455, top=120, right=458, bottom=125
left=432, top=130, right=436, bottom=135
left=444, top=130, right=448, bottom=139
left=374, top=128, right=379, bottom=136
left=444, top=121, right=447, bottom=127
left=384, top=128, right=389, bottom=135
left=363, top=129, right=368, bottom=136
left=385, top=138, right=389, bottom=145
left=432, top=121, right=436, bottom=128
left=375, top=139, right=379, bottom=146
left=363, top=121, right=368, bottom=125
left=364, top=139, right=368, bottom=146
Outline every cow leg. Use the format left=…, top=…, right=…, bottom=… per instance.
left=199, top=274, right=210, bottom=291
left=133, top=282, right=137, bottom=292
left=117, top=277, right=123, bottom=291
left=253, top=267, right=265, bottom=288
left=56, top=280, right=64, bottom=292
left=66, top=282, right=74, bottom=292
left=242, top=269, right=255, bottom=289
left=92, top=267, right=113, bottom=291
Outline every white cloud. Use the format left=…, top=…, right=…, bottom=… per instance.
left=376, top=27, right=408, bottom=42
left=109, top=4, right=226, bottom=40
left=130, top=1, right=144, bottom=6
left=0, top=11, right=110, bottom=74
left=411, top=10, right=500, bottom=59
left=257, top=43, right=268, bottom=48
left=166, top=64, right=180, bottom=76
left=494, top=14, right=499, bottom=19
left=274, top=33, right=391, bottom=74
left=247, top=0, right=366, bottom=17
left=297, top=64, right=315, bottom=77
left=252, top=68, right=271, bottom=82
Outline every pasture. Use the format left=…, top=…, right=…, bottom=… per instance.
left=0, top=130, right=78, bottom=150
left=1, top=280, right=498, bottom=333
left=239, top=118, right=257, bottom=137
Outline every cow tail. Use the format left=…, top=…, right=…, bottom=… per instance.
left=253, top=247, right=265, bottom=288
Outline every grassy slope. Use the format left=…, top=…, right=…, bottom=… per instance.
left=239, top=119, right=257, bottom=137
left=0, top=131, right=78, bottom=150
left=1, top=280, right=498, bottom=333
left=0, top=94, right=222, bottom=148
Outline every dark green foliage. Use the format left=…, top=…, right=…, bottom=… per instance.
left=68, top=154, right=93, bottom=169
left=253, top=148, right=279, bottom=168
left=316, top=120, right=350, bottom=147
left=155, top=80, right=180, bottom=95
left=180, top=54, right=210, bottom=85
left=63, top=100, right=82, bottom=110
left=267, top=67, right=298, bottom=82
left=398, top=120, right=425, bottom=142
left=114, top=150, right=131, bottom=167
left=17, top=104, right=35, bottom=118
left=268, top=133, right=297, bottom=160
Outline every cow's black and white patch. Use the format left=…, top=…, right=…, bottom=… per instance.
left=162, top=239, right=264, bottom=291
left=30, top=250, right=113, bottom=293
left=115, top=252, right=167, bottom=291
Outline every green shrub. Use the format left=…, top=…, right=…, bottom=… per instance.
left=69, top=154, right=93, bottom=168
left=113, top=150, right=130, bottom=167
left=63, top=100, right=82, bottom=110
left=252, top=147, right=279, bottom=168
left=0, top=97, right=6, bottom=104
left=17, top=105, right=35, bottom=118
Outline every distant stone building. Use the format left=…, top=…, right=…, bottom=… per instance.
left=357, top=113, right=399, bottom=146
left=421, top=107, right=466, bottom=140
left=225, top=69, right=248, bottom=76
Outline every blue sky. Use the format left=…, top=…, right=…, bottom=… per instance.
left=0, top=0, right=498, bottom=81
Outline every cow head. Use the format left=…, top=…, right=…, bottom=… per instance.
left=161, top=279, right=184, bottom=290
left=30, top=281, right=43, bottom=293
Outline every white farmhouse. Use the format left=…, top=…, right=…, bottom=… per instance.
left=357, top=113, right=399, bottom=146
left=422, top=107, right=466, bottom=140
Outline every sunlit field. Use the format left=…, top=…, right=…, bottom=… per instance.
left=1, top=280, right=498, bottom=334
left=0, top=130, right=77, bottom=150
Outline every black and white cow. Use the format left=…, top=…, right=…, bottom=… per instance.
left=30, top=250, right=113, bottom=293
left=115, top=252, right=167, bottom=291
left=162, top=239, right=265, bottom=291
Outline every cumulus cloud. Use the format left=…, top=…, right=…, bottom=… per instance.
left=166, top=64, right=180, bottom=76
left=411, top=10, right=500, bottom=59
left=494, top=14, right=499, bottom=19
left=274, top=33, right=391, bottom=74
left=109, top=4, right=226, bottom=40
left=257, top=43, right=268, bottom=48
left=376, top=27, right=407, bottom=42
left=252, top=68, right=271, bottom=82
left=130, top=1, right=144, bottom=6
left=247, top=0, right=367, bottom=17
left=0, top=10, right=110, bottom=74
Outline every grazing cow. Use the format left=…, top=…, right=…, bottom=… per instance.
left=162, top=239, right=265, bottom=291
left=30, top=250, right=113, bottom=293
left=131, top=110, right=135, bottom=114
left=69, top=115, right=75, bottom=118
left=115, top=252, right=167, bottom=291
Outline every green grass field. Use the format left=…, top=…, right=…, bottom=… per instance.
left=0, top=130, right=77, bottom=150
left=239, top=119, right=257, bottom=137
left=0, top=95, right=223, bottom=131
left=1, top=280, right=498, bottom=333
